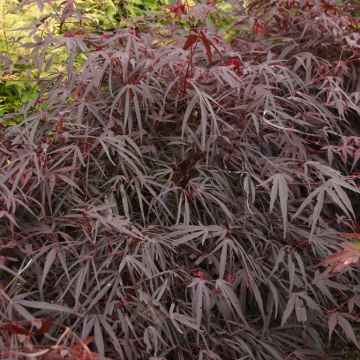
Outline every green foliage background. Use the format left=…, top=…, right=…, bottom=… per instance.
left=1, top=0, right=235, bottom=117
left=1, top=0, right=41, bottom=115
left=0, top=0, right=164, bottom=116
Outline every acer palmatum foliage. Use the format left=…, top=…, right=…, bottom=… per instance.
left=1, top=0, right=360, bottom=359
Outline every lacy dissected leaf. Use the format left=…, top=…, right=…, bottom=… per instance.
left=1, top=0, right=360, bottom=359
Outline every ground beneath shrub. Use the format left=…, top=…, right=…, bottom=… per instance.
left=325, top=322, right=360, bottom=359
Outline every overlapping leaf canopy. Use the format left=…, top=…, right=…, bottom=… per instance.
left=1, top=0, right=360, bottom=359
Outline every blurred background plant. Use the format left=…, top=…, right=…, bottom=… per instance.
left=1, top=0, right=43, bottom=116
left=0, top=0, right=237, bottom=118
left=0, top=0, right=165, bottom=117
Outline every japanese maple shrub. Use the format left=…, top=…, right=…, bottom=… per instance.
left=1, top=0, right=360, bottom=359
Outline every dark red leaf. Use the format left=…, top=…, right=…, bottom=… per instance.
left=170, top=5, right=185, bottom=14
left=71, top=335, right=97, bottom=352
left=183, top=34, right=198, bottom=51
left=201, top=37, right=212, bottom=63
left=0, top=323, right=31, bottom=335
left=35, top=314, right=53, bottom=335
left=225, top=58, right=245, bottom=71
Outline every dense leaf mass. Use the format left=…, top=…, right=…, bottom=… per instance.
left=1, top=0, right=360, bottom=359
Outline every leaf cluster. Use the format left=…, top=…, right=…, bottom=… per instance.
left=1, top=0, right=360, bottom=359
